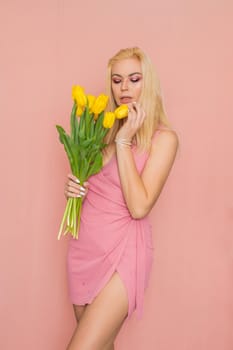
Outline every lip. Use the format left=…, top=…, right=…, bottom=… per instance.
left=120, top=96, right=132, bottom=103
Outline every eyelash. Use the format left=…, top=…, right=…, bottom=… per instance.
left=112, top=77, right=141, bottom=84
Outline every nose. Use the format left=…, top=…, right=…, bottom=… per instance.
left=121, top=77, right=129, bottom=91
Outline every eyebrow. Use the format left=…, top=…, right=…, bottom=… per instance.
left=111, top=72, right=142, bottom=78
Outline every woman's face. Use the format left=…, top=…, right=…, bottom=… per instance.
left=111, top=58, right=143, bottom=106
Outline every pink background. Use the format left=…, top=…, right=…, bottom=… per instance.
left=1, top=1, right=233, bottom=349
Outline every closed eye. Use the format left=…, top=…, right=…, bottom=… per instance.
left=112, top=79, right=121, bottom=84
left=112, top=77, right=141, bottom=84
left=130, top=77, right=141, bottom=83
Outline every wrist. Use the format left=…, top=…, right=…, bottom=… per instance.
left=115, top=137, right=132, bottom=147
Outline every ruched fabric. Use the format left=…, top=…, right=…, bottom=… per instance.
left=67, top=130, right=162, bottom=319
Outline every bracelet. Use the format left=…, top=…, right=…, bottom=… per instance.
left=115, top=138, right=132, bottom=147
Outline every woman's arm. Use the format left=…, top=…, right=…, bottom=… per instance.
left=116, top=130, right=178, bottom=219
left=115, top=103, right=179, bottom=219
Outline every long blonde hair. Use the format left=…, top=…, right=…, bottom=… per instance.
left=105, top=47, right=172, bottom=151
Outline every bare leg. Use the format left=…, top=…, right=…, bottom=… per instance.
left=102, top=319, right=125, bottom=350
left=72, top=304, right=122, bottom=350
left=67, top=271, right=128, bottom=350
left=103, top=342, right=114, bottom=350
left=72, top=304, right=87, bottom=323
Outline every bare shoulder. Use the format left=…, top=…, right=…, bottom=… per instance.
left=151, top=128, right=179, bottom=154
left=142, top=128, right=179, bottom=189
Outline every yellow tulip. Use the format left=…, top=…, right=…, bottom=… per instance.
left=114, top=104, right=128, bottom=119
left=76, top=105, right=84, bottom=117
left=91, top=94, right=109, bottom=115
left=72, top=85, right=87, bottom=108
left=103, top=112, right=116, bottom=128
left=87, top=95, right=96, bottom=112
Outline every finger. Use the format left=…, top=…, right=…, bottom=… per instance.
left=67, top=180, right=80, bottom=191
left=66, top=192, right=82, bottom=198
left=129, top=109, right=141, bottom=129
left=132, top=101, right=138, bottom=110
left=132, top=102, right=143, bottom=117
left=67, top=178, right=89, bottom=191
left=66, top=185, right=87, bottom=198
left=67, top=182, right=86, bottom=194
left=67, top=173, right=80, bottom=184
left=79, top=185, right=87, bottom=196
left=130, top=102, right=141, bottom=119
left=127, top=106, right=137, bottom=122
left=64, top=189, right=79, bottom=198
left=133, top=103, right=146, bottom=125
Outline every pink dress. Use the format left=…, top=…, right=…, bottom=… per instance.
left=67, top=130, right=162, bottom=320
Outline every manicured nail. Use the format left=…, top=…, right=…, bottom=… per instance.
left=76, top=194, right=81, bottom=197
left=80, top=186, right=85, bottom=191
left=80, top=191, right=85, bottom=196
left=75, top=178, right=80, bottom=183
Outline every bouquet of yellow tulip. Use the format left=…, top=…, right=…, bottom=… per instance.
left=56, top=85, right=128, bottom=240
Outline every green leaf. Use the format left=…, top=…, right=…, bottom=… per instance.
left=75, top=118, right=81, bottom=144
left=56, top=126, right=76, bottom=174
left=78, top=107, right=86, bottom=137
left=87, top=152, right=103, bottom=178
left=70, top=143, right=81, bottom=176
left=56, top=125, right=66, bottom=144
left=70, top=102, right=77, bottom=142
left=78, top=157, right=89, bottom=183
left=89, top=117, right=95, bottom=138
left=80, top=137, right=95, bottom=149
left=94, top=111, right=104, bottom=135
left=84, top=107, right=92, bottom=139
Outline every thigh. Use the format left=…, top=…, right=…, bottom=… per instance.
left=103, top=318, right=125, bottom=350
left=67, top=271, right=128, bottom=350
left=73, top=304, right=87, bottom=323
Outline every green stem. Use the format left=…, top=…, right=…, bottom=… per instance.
left=73, top=198, right=77, bottom=238
left=75, top=198, right=82, bottom=239
left=69, top=198, right=74, bottom=228
left=57, top=198, right=72, bottom=240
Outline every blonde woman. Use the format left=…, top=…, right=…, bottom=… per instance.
left=65, top=47, right=179, bottom=350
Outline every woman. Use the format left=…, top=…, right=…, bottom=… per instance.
left=65, top=47, right=179, bottom=349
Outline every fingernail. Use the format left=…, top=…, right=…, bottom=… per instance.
left=76, top=194, right=81, bottom=197
left=80, top=191, right=85, bottom=196
left=75, top=178, right=80, bottom=183
left=80, top=186, right=85, bottom=191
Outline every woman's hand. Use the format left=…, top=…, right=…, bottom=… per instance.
left=64, top=174, right=89, bottom=199
left=116, top=102, right=146, bottom=141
